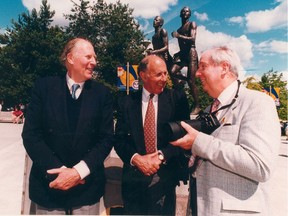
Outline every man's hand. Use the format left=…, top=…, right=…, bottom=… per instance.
left=47, top=167, right=85, bottom=191
left=171, top=31, right=179, bottom=38
left=170, top=121, right=199, bottom=150
left=132, top=152, right=161, bottom=176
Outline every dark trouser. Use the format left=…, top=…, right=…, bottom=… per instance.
left=190, top=176, right=197, bottom=216
left=123, top=173, right=176, bottom=215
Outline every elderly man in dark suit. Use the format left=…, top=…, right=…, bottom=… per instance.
left=22, top=38, right=114, bottom=215
left=114, top=55, right=190, bottom=215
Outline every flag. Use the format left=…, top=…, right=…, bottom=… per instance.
left=262, top=87, right=281, bottom=106
left=117, top=64, right=139, bottom=92
left=262, top=87, right=280, bottom=100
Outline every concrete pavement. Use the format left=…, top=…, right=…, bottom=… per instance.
left=0, top=123, right=26, bottom=215
left=0, top=122, right=287, bottom=215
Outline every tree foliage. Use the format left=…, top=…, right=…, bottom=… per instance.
left=243, top=69, right=287, bottom=120
left=0, top=0, right=146, bottom=107
left=0, top=0, right=66, bottom=107
left=64, top=0, right=145, bottom=86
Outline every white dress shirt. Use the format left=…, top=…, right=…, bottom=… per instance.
left=66, top=74, right=84, bottom=100
left=130, top=87, right=159, bottom=165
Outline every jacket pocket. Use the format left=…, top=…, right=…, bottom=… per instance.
left=221, top=197, right=261, bottom=213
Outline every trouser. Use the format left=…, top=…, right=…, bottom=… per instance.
left=33, top=202, right=100, bottom=215
left=123, top=173, right=176, bottom=215
left=189, top=175, right=197, bottom=216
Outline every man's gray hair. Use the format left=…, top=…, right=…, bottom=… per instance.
left=208, top=46, right=242, bottom=77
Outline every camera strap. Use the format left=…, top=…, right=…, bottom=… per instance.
left=211, top=80, right=241, bottom=116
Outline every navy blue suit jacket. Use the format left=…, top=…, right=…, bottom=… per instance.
left=22, top=76, right=114, bottom=208
left=114, top=88, right=190, bottom=199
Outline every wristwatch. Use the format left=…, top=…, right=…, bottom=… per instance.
left=158, top=150, right=166, bottom=164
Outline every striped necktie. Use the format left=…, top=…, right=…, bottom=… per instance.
left=71, top=84, right=80, bottom=100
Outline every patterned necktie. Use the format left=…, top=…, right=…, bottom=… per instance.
left=71, top=84, right=80, bottom=100
left=211, top=98, right=220, bottom=113
left=144, top=94, right=156, bottom=154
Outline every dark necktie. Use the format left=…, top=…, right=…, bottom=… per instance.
left=71, top=84, right=80, bottom=100
left=144, top=94, right=156, bottom=154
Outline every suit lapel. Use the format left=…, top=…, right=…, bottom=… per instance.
left=130, top=91, right=146, bottom=153
left=158, top=90, right=172, bottom=125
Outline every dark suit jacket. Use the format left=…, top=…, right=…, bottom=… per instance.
left=114, top=88, right=190, bottom=199
left=22, top=76, right=114, bottom=208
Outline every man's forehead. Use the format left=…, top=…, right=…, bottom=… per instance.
left=200, top=51, right=211, bottom=61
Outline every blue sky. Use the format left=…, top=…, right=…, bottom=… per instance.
left=0, top=0, right=287, bottom=81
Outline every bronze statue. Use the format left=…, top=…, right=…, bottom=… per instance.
left=171, top=7, right=200, bottom=114
left=147, top=16, right=173, bottom=71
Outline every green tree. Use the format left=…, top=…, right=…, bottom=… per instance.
left=260, top=69, right=287, bottom=120
left=242, top=76, right=263, bottom=91
left=64, top=0, right=145, bottom=86
left=0, top=0, right=66, bottom=107
left=243, top=69, right=287, bottom=120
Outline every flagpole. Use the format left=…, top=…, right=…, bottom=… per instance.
left=126, top=62, right=130, bottom=95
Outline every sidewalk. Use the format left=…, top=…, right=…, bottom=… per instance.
left=0, top=123, right=287, bottom=215
left=0, top=123, right=26, bottom=215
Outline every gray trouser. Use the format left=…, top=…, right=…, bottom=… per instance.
left=33, top=202, right=100, bottom=215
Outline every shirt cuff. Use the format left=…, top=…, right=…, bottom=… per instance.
left=73, top=160, right=90, bottom=180
left=130, top=153, right=139, bottom=166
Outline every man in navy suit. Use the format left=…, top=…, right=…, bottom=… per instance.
left=22, top=38, right=114, bottom=214
left=114, top=55, right=190, bottom=215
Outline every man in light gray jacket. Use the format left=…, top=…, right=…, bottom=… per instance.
left=171, top=46, right=281, bottom=216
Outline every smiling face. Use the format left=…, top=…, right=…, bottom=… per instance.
left=66, top=39, right=97, bottom=83
left=140, top=56, right=167, bottom=95
left=196, top=50, right=223, bottom=98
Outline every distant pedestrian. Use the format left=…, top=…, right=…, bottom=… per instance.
left=12, top=105, right=23, bottom=124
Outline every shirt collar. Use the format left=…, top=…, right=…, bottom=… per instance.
left=217, top=80, right=238, bottom=106
left=142, top=87, right=158, bottom=102
left=66, top=73, right=85, bottom=90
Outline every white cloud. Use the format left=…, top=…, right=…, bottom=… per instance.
left=169, top=26, right=254, bottom=68
left=108, top=0, right=177, bottom=19
left=227, top=16, right=244, bottom=25
left=193, top=11, right=208, bottom=22
left=168, top=26, right=253, bottom=80
left=245, top=0, right=287, bottom=33
left=255, top=40, right=288, bottom=54
left=196, top=26, right=253, bottom=68
left=22, top=0, right=79, bottom=26
left=22, top=0, right=177, bottom=26
left=279, top=70, right=288, bottom=80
